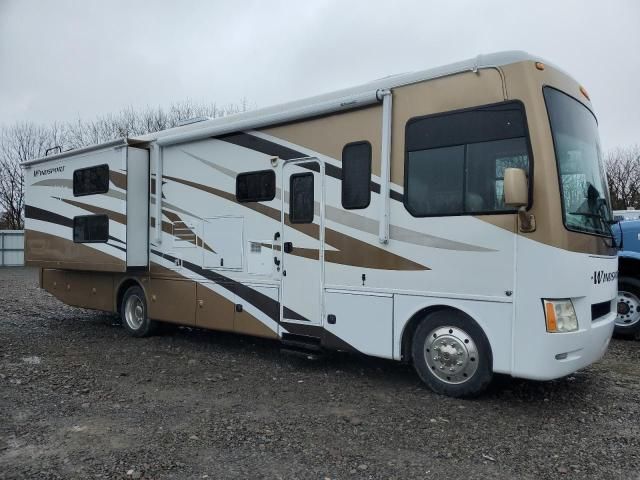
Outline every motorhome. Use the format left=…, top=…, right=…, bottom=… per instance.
left=22, top=51, right=618, bottom=397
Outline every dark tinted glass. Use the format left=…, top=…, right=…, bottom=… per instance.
left=342, top=142, right=372, bottom=209
left=405, top=101, right=530, bottom=216
left=543, top=87, right=611, bottom=236
left=236, top=170, right=276, bottom=202
left=73, top=215, right=109, bottom=243
left=406, top=103, right=526, bottom=152
left=406, top=145, right=464, bottom=215
left=73, top=164, right=109, bottom=196
left=290, top=173, right=314, bottom=223
left=465, top=137, right=529, bottom=212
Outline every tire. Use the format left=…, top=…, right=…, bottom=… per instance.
left=412, top=310, right=493, bottom=398
left=614, top=276, right=640, bottom=338
left=120, top=285, right=157, bottom=337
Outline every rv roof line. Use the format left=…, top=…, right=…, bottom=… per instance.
left=23, top=50, right=546, bottom=164
left=152, top=51, right=542, bottom=148
left=177, top=116, right=213, bottom=127
left=22, top=138, right=130, bottom=167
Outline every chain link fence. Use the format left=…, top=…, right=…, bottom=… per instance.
left=0, top=230, right=24, bottom=266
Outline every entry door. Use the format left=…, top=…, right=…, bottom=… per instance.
left=280, top=159, right=324, bottom=327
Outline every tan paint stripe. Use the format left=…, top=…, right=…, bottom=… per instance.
left=59, top=198, right=127, bottom=225
left=151, top=261, right=277, bottom=338
left=161, top=209, right=215, bottom=253
left=25, top=230, right=125, bottom=272
left=109, top=170, right=127, bottom=190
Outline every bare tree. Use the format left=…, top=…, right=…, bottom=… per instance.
left=605, top=145, right=640, bottom=210
left=0, top=123, right=59, bottom=229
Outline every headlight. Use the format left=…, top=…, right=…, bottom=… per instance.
left=543, top=299, right=578, bottom=333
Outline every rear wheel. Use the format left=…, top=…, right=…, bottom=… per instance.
left=412, top=310, right=493, bottom=398
left=121, top=285, right=157, bottom=337
left=614, top=276, right=640, bottom=338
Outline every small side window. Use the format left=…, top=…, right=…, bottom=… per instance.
left=342, top=141, right=372, bottom=209
left=73, top=164, right=110, bottom=196
left=236, top=170, right=276, bottom=202
left=73, top=215, right=109, bottom=243
left=289, top=173, right=314, bottom=223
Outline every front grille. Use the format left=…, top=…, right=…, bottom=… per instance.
left=591, top=301, right=612, bottom=321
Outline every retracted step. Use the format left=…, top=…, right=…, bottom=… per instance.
left=281, top=333, right=323, bottom=359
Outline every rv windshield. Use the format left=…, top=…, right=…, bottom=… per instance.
left=544, top=87, right=612, bottom=237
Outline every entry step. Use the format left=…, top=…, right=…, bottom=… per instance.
left=281, top=333, right=323, bottom=359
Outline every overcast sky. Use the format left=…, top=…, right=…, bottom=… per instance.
left=1, top=0, right=638, bottom=150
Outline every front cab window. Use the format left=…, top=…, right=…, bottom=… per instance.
left=544, top=87, right=612, bottom=237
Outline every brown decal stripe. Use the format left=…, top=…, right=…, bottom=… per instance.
left=324, top=229, right=426, bottom=270
left=164, top=174, right=281, bottom=222
left=25, top=230, right=126, bottom=272
left=53, top=198, right=181, bottom=249
left=151, top=258, right=360, bottom=353
left=58, top=198, right=127, bottom=225
left=282, top=322, right=359, bottom=353
left=162, top=209, right=215, bottom=253
left=218, top=132, right=404, bottom=199
left=25, top=205, right=126, bottom=253
left=153, top=252, right=360, bottom=353
left=26, top=205, right=73, bottom=228
left=109, top=170, right=127, bottom=190
left=163, top=176, right=426, bottom=271
left=155, top=250, right=285, bottom=323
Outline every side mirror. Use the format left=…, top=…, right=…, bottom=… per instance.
left=504, top=168, right=528, bottom=208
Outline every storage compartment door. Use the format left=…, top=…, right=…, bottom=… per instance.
left=202, top=217, right=244, bottom=270
left=325, top=290, right=394, bottom=359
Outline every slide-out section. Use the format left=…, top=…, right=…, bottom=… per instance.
left=23, top=144, right=149, bottom=273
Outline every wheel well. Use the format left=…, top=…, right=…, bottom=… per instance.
left=115, top=278, right=143, bottom=315
left=619, top=257, right=640, bottom=279
left=400, top=305, right=453, bottom=363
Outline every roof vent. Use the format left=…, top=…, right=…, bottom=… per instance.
left=177, top=116, right=212, bottom=127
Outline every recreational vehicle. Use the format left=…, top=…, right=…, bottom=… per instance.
left=22, top=51, right=618, bottom=397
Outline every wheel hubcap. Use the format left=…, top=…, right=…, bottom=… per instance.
left=616, top=291, right=640, bottom=327
left=124, top=295, right=145, bottom=330
left=424, top=326, right=478, bottom=384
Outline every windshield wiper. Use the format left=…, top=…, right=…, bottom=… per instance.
left=568, top=211, right=619, bottom=247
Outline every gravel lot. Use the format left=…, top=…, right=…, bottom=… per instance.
left=1, top=267, right=639, bottom=479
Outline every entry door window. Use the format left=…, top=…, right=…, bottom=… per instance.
left=289, top=172, right=314, bottom=223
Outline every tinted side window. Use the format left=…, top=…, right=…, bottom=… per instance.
left=73, top=215, right=109, bottom=243
left=236, top=170, right=276, bottom=202
left=289, top=173, right=314, bottom=223
left=405, top=102, right=531, bottom=217
left=406, top=145, right=464, bottom=215
left=73, top=164, right=110, bottom=196
left=342, top=142, right=372, bottom=209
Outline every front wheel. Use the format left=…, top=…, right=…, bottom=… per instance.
left=614, top=276, right=640, bottom=338
left=121, top=285, right=157, bottom=337
left=412, top=310, right=493, bottom=398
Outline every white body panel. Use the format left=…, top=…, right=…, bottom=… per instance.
left=325, top=289, right=394, bottom=359
left=126, top=147, right=149, bottom=268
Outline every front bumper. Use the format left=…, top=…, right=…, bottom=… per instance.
left=512, top=310, right=615, bottom=381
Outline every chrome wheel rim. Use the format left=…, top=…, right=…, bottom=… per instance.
left=424, top=326, right=478, bottom=384
left=124, top=295, right=145, bottom=330
left=616, top=291, right=640, bottom=328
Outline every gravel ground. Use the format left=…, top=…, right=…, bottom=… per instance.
left=0, top=267, right=639, bottom=480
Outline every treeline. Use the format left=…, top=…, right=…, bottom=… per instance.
left=606, top=145, right=640, bottom=211
left=0, top=100, right=249, bottom=229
